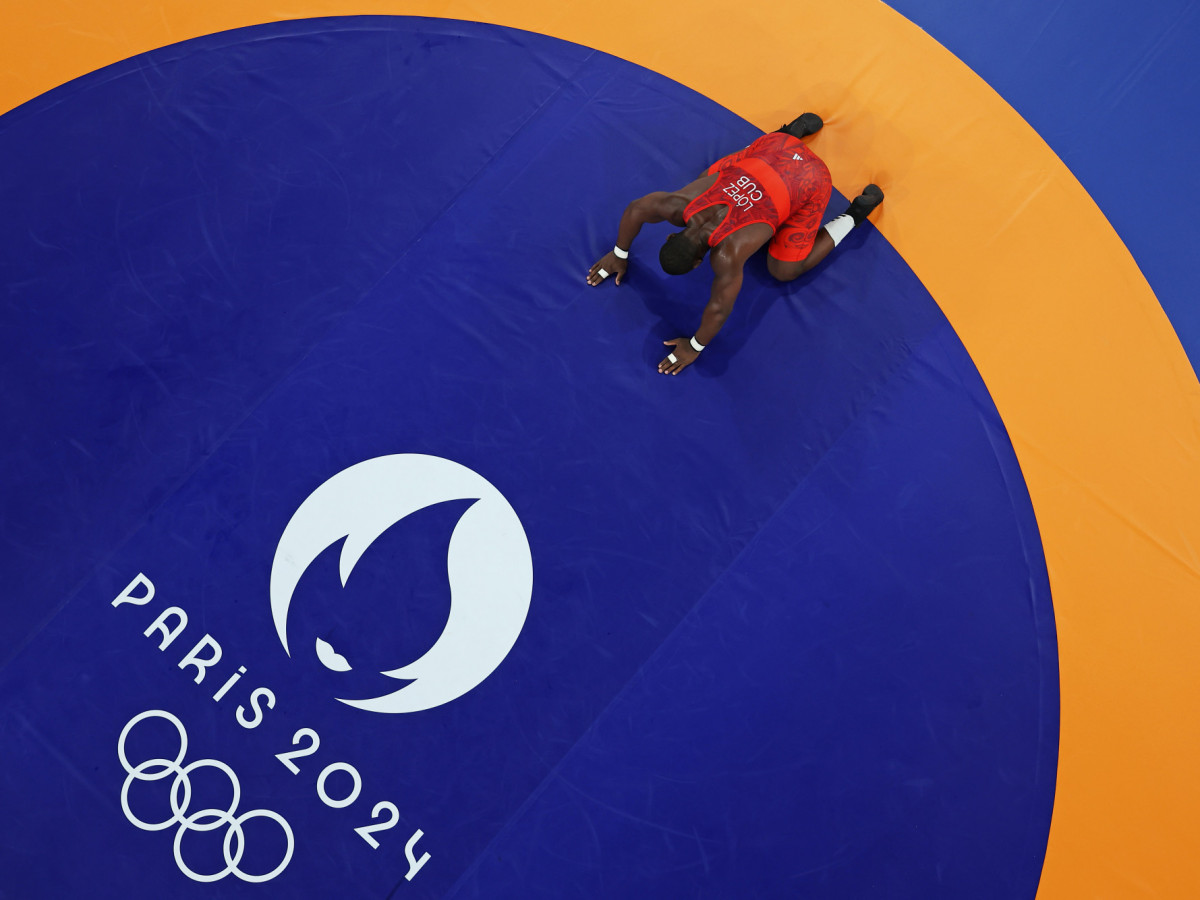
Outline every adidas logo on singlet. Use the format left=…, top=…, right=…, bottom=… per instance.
left=793, top=153, right=804, bottom=160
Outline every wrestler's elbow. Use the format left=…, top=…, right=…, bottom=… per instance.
left=704, top=301, right=730, bottom=325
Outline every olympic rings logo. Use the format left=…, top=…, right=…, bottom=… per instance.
left=118, top=709, right=295, bottom=883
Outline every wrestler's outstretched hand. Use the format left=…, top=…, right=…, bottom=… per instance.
left=658, top=337, right=699, bottom=375
left=587, top=251, right=628, bottom=286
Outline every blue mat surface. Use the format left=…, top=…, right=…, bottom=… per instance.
left=0, top=17, right=1057, bottom=899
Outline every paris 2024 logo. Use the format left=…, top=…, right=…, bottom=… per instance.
left=269, top=454, right=534, bottom=714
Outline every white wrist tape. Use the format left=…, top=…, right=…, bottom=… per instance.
left=689, top=336, right=706, bottom=352
left=612, top=245, right=629, bottom=259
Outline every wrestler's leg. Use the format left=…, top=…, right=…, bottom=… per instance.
left=767, top=229, right=834, bottom=282
left=768, top=184, right=884, bottom=282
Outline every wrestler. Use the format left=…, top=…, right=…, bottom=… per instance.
left=588, top=113, right=883, bottom=374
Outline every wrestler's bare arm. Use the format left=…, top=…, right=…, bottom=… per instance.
left=657, top=253, right=744, bottom=376
left=587, top=181, right=714, bottom=286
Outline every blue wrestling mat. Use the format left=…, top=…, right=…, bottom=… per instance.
left=0, top=17, right=1058, bottom=899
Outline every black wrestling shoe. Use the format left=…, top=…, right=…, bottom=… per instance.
left=846, top=184, right=884, bottom=225
left=781, top=112, right=823, bottom=139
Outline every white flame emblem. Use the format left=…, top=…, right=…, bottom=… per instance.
left=270, top=454, right=533, bottom=713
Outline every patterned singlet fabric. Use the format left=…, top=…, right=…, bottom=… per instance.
left=683, top=132, right=833, bottom=261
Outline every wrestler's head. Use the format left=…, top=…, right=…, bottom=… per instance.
left=659, top=231, right=706, bottom=275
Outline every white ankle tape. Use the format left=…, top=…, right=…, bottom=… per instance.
left=824, top=214, right=854, bottom=247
